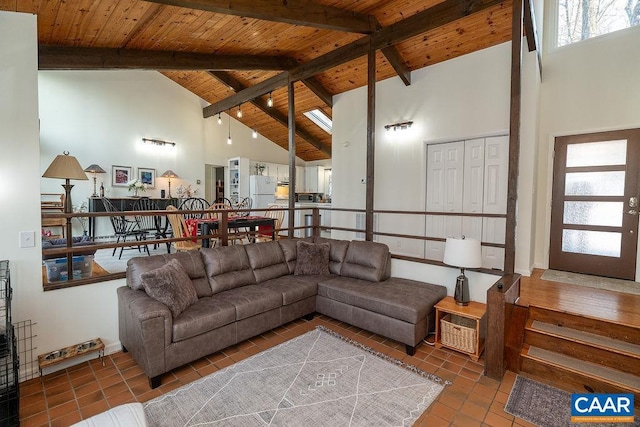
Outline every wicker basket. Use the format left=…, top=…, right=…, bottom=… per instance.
left=440, top=314, right=476, bottom=353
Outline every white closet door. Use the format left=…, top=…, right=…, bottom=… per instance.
left=443, top=142, right=464, bottom=212
left=424, top=215, right=462, bottom=261
left=482, top=247, right=505, bottom=270
left=482, top=217, right=506, bottom=244
left=426, top=145, right=445, bottom=212
left=462, top=217, right=483, bottom=241
left=426, top=142, right=464, bottom=212
left=483, top=136, right=509, bottom=214
left=463, top=138, right=485, bottom=213
left=425, top=215, right=444, bottom=261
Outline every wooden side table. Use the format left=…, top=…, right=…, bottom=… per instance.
left=434, top=296, right=487, bottom=361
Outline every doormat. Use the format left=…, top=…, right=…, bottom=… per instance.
left=541, top=270, right=640, bottom=296
left=144, top=326, right=446, bottom=426
left=505, top=375, right=639, bottom=427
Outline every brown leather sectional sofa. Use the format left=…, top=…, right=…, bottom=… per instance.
left=118, top=237, right=447, bottom=388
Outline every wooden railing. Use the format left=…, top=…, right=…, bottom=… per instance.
left=41, top=205, right=508, bottom=289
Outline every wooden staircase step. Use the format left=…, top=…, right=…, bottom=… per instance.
left=525, top=319, right=640, bottom=376
left=528, top=306, right=640, bottom=345
left=521, top=345, right=640, bottom=399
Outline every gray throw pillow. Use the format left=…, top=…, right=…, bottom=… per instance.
left=294, top=241, right=330, bottom=275
left=141, top=258, right=198, bottom=318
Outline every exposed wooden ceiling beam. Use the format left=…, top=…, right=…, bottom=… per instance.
left=301, top=77, right=333, bottom=108
left=523, top=0, right=539, bottom=53
left=523, top=0, right=542, bottom=78
left=38, top=45, right=296, bottom=70
left=380, top=46, right=411, bottom=86
left=208, top=71, right=331, bottom=156
left=203, top=0, right=503, bottom=116
left=147, top=0, right=409, bottom=86
left=144, top=0, right=375, bottom=33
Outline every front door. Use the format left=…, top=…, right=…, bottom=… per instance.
left=549, top=129, right=640, bottom=280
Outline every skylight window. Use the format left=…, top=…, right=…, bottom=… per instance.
left=304, top=109, right=332, bottom=134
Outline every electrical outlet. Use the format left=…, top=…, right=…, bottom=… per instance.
left=19, top=231, right=35, bottom=248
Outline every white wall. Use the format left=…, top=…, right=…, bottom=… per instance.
left=203, top=113, right=306, bottom=168
left=331, top=42, right=513, bottom=301
left=535, top=12, right=640, bottom=274
left=0, top=12, right=113, bottom=377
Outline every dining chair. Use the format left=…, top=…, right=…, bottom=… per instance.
left=205, top=203, right=244, bottom=246
left=166, top=205, right=201, bottom=251
left=102, top=198, right=150, bottom=259
left=235, top=197, right=252, bottom=217
left=254, top=205, right=285, bottom=243
left=178, top=197, right=210, bottom=220
left=214, top=197, right=234, bottom=208
left=132, top=197, right=171, bottom=253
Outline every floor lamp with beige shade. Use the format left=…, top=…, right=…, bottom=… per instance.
left=42, top=152, right=89, bottom=270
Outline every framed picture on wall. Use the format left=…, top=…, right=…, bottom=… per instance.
left=138, top=168, right=156, bottom=188
left=112, top=165, right=132, bottom=187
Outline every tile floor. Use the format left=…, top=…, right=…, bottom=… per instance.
left=19, top=315, right=536, bottom=427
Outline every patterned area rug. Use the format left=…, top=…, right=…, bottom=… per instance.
left=505, top=375, right=640, bottom=427
left=144, top=326, right=446, bottom=426
left=540, top=270, right=640, bottom=296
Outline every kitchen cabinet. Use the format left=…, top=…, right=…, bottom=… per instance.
left=226, top=157, right=250, bottom=203
left=295, top=167, right=305, bottom=192
left=304, top=166, right=325, bottom=193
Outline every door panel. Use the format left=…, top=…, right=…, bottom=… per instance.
left=549, top=129, right=640, bottom=280
left=484, top=136, right=509, bottom=214
left=463, top=139, right=484, bottom=213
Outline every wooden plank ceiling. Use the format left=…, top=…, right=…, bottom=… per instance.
left=0, top=0, right=512, bottom=161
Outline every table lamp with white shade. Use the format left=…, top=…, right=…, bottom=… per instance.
left=443, top=236, right=482, bottom=306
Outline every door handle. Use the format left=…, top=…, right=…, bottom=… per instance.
left=630, top=197, right=638, bottom=208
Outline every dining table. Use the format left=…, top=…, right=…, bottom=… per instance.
left=187, top=216, right=276, bottom=248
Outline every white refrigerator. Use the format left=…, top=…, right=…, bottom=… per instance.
left=249, top=175, right=276, bottom=210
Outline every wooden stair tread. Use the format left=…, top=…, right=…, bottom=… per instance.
left=528, top=320, right=640, bottom=358
left=524, top=345, right=640, bottom=391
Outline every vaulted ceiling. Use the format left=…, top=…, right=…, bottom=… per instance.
left=0, top=0, right=513, bottom=161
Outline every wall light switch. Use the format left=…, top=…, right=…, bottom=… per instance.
left=19, top=231, right=35, bottom=248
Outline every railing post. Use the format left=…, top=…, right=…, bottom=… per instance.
left=220, top=210, right=228, bottom=246
left=312, top=207, right=321, bottom=238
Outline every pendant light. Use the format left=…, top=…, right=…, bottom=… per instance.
left=227, top=112, right=232, bottom=145
left=217, top=113, right=222, bottom=125
left=252, top=128, right=258, bottom=139
left=267, top=92, right=273, bottom=108
left=236, top=104, right=243, bottom=118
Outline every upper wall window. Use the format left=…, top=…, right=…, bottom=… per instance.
left=557, top=0, right=640, bottom=47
